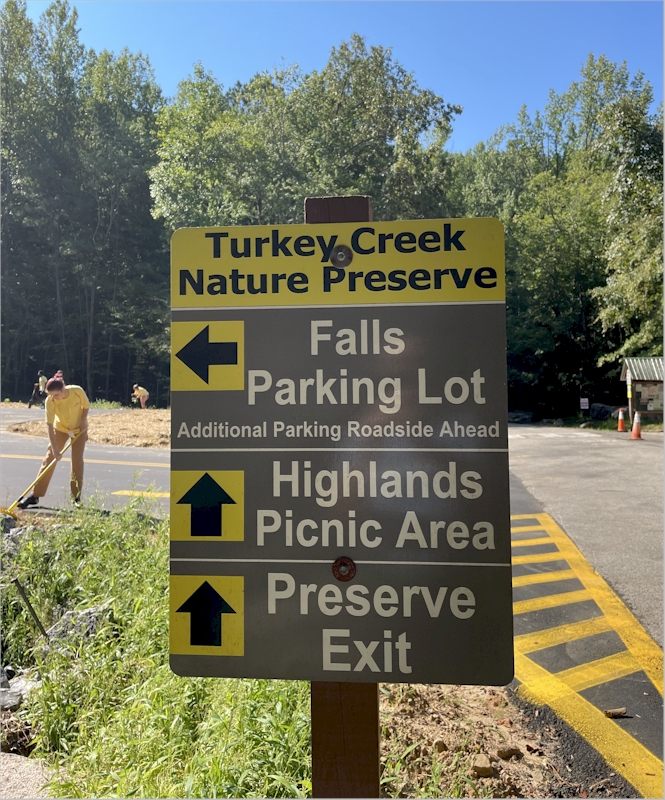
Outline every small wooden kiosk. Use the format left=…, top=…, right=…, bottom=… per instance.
left=620, top=357, right=664, bottom=422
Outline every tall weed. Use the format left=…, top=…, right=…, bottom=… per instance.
left=2, top=501, right=311, bottom=797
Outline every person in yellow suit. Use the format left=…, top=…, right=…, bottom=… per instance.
left=132, top=384, right=149, bottom=409
left=18, top=378, right=89, bottom=508
left=28, top=370, right=48, bottom=408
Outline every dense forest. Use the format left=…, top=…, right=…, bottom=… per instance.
left=2, top=0, right=662, bottom=414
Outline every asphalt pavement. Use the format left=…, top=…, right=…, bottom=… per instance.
left=0, top=407, right=169, bottom=516
left=508, top=425, right=663, bottom=647
left=507, top=424, right=663, bottom=798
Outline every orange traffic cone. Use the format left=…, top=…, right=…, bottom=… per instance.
left=630, top=411, right=642, bottom=440
left=617, top=408, right=626, bottom=432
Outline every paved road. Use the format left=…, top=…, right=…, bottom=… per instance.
left=0, top=408, right=169, bottom=517
left=508, top=425, right=663, bottom=646
left=506, top=425, right=663, bottom=797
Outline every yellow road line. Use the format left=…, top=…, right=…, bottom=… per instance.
left=534, top=513, right=663, bottom=696
left=511, top=536, right=553, bottom=547
left=112, top=490, right=169, bottom=498
left=555, top=651, right=642, bottom=693
left=515, top=617, right=614, bottom=654
left=515, top=652, right=663, bottom=798
left=511, top=525, right=547, bottom=533
left=513, top=569, right=576, bottom=587
left=514, top=588, right=591, bottom=615
left=1, top=453, right=167, bottom=468
left=512, top=551, right=567, bottom=565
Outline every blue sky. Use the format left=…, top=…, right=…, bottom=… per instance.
left=26, top=1, right=663, bottom=152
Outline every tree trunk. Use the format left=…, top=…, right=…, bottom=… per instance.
left=85, top=283, right=95, bottom=399
left=52, top=226, right=70, bottom=379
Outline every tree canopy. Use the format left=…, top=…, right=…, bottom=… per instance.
left=2, top=3, right=661, bottom=414
left=2, top=0, right=169, bottom=402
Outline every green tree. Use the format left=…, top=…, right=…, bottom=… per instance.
left=448, top=54, right=661, bottom=413
left=76, top=46, right=166, bottom=396
left=1, top=0, right=84, bottom=392
left=150, top=64, right=233, bottom=229
left=291, top=34, right=460, bottom=219
left=592, top=95, right=663, bottom=359
left=1, top=0, right=168, bottom=402
left=150, top=35, right=461, bottom=229
left=508, top=161, right=609, bottom=411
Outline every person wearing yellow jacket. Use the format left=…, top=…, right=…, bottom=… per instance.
left=18, top=378, right=89, bottom=508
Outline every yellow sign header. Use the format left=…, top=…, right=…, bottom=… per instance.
left=171, top=218, right=504, bottom=308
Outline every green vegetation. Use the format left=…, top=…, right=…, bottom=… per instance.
left=2, top=0, right=662, bottom=414
left=3, top=502, right=504, bottom=798
left=1, top=502, right=312, bottom=798
left=1, top=0, right=168, bottom=405
left=89, top=399, right=123, bottom=410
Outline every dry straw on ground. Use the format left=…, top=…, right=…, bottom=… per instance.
left=8, top=409, right=170, bottom=449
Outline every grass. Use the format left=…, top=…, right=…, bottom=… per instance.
left=1, top=500, right=311, bottom=798
left=2, top=499, right=489, bottom=799
left=558, top=416, right=663, bottom=432
left=89, top=400, right=123, bottom=410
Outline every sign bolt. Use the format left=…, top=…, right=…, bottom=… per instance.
left=330, top=244, right=353, bottom=267
left=332, top=556, right=356, bottom=582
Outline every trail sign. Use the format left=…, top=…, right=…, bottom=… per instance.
left=170, top=218, right=513, bottom=684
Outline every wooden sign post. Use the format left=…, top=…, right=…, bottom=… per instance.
left=305, top=195, right=381, bottom=799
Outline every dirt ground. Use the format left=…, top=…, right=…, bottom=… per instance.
left=0, top=752, right=52, bottom=798
left=7, top=407, right=171, bottom=449
left=4, top=407, right=633, bottom=797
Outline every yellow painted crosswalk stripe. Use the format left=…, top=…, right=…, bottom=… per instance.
left=535, top=513, right=663, bottom=696
left=511, top=536, right=553, bottom=547
left=512, top=551, right=567, bottom=565
left=515, top=617, right=613, bottom=654
left=510, top=513, right=663, bottom=797
left=513, top=569, right=576, bottom=588
left=510, top=524, right=547, bottom=533
left=555, top=651, right=641, bottom=693
left=515, top=652, right=663, bottom=798
left=513, top=588, right=591, bottom=615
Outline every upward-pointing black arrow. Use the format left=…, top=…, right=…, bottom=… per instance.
left=177, top=473, right=236, bottom=537
left=175, top=326, right=238, bottom=383
left=176, top=581, right=236, bottom=646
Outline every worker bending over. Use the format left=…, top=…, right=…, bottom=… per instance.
left=18, top=378, right=89, bottom=508
left=132, top=384, right=149, bottom=409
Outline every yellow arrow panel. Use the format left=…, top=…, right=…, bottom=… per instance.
left=170, top=575, right=244, bottom=656
left=171, top=320, right=244, bottom=392
left=171, top=470, right=244, bottom=541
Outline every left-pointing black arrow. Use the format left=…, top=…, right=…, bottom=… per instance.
left=175, top=325, right=238, bottom=383
left=176, top=581, right=236, bottom=646
left=177, top=473, right=236, bottom=537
